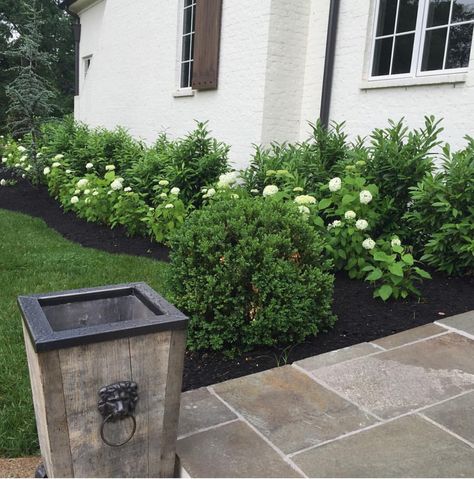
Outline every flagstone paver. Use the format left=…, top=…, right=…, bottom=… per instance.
left=213, top=365, right=377, bottom=454
left=292, top=415, right=474, bottom=478
left=177, top=420, right=302, bottom=478
left=178, top=387, right=236, bottom=438
left=422, top=391, right=474, bottom=444
left=372, top=323, right=446, bottom=349
left=295, top=342, right=380, bottom=372
left=312, top=333, right=474, bottom=419
left=437, top=310, right=474, bottom=336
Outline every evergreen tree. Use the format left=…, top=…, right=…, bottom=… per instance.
left=5, top=0, right=57, bottom=181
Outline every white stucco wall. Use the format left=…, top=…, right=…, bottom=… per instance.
left=301, top=0, right=474, bottom=150
left=75, top=0, right=277, bottom=168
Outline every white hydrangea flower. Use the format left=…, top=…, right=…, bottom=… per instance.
left=250, top=189, right=259, bottom=194
left=201, top=188, right=208, bottom=194
left=84, top=189, right=90, bottom=195
left=217, top=171, right=240, bottom=188
left=36, top=152, right=42, bottom=157
left=293, top=187, right=304, bottom=192
left=18, top=146, right=26, bottom=152
left=329, top=177, right=342, bottom=192
left=391, top=237, right=402, bottom=248
left=54, top=154, right=64, bottom=160
left=298, top=205, right=310, bottom=215
left=360, top=190, right=373, bottom=204
left=362, top=237, right=376, bottom=250
left=262, top=185, right=279, bottom=197
left=92, top=191, right=99, bottom=196
left=77, top=178, right=88, bottom=188
left=43, top=167, right=51, bottom=175
left=206, top=188, right=216, bottom=197
left=105, top=164, right=115, bottom=171
left=332, top=220, right=342, bottom=228
left=344, top=210, right=356, bottom=220
left=73, top=189, right=80, bottom=195
left=14, top=163, right=20, bottom=167
left=0, top=179, right=6, bottom=186
left=52, top=162, right=61, bottom=168
left=111, top=179, right=123, bottom=191
left=19, top=155, right=27, bottom=163
left=231, top=193, right=239, bottom=199
left=159, top=180, right=169, bottom=186
left=170, top=187, right=180, bottom=195
left=70, top=196, right=79, bottom=204
left=65, top=169, right=71, bottom=174
left=124, top=187, right=132, bottom=192
left=294, top=195, right=316, bottom=205
left=1, top=158, right=6, bottom=163
left=25, top=165, right=32, bottom=172
left=355, top=219, right=368, bottom=230
left=165, top=203, right=174, bottom=209
left=85, top=162, right=94, bottom=170
left=160, top=193, right=167, bottom=198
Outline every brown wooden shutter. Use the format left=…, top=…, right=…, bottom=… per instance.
left=192, top=0, right=223, bottom=90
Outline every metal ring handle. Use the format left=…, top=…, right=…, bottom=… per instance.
left=100, top=413, right=137, bottom=447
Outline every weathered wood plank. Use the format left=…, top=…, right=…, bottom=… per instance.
left=160, top=329, right=187, bottom=477
left=59, top=338, right=142, bottom=478
left=129, top=331, right=172, bottom=477
left=23, top=324, right=73, bottom=478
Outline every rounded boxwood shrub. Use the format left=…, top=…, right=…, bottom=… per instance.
left=169, top=197, right=336, bottom=354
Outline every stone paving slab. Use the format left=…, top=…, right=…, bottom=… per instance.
left=313, top=333, right=474, bottom=419
left=437, top=310, right=474, bottom=336
left=178, top=387, right=236, bottom=438
left=372, top=323, right=446, bottom=349
left=213, top=365, right=377, bottom=454
left=177, top=420, right=302, bottom=478
left=423, top=391, right=474, bottom=444
left=292, top=415, right=474, bottom=477
left=294, top=342, right=379, bottom=372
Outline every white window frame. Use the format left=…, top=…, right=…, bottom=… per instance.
left=174, top=0, right=196, bottom=96
left=369, top=0, right=474, bottom=82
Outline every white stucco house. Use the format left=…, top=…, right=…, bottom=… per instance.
left=61, top=0, right=474, bottom=168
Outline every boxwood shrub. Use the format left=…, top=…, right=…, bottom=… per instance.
left=169, top=197, right=336, bottom=354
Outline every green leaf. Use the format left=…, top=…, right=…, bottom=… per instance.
left=414, top=267, right=432, bottom=279
left=373, top=251, right=390, bottom=262
left=401, top=254, right=414, bottom=265
left=378, top=284, right=393, bottom=301
left=341, top=194, right=355, bottom=205
left=388, top=262, right=404, bottom=277
left=392, top=245, right=403, bottom=254
left=318, top=198, right=332, bottom=209
left=366, top=268, right=383, bottom=281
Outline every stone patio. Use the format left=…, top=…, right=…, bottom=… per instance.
left=177, top=312, right=474, bottom=478
left=2, top=312, right=473, bottom=478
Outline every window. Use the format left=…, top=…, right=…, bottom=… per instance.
left=180, top=0, right=196, bottom=88
left=371, top=0, right=474, bottom=79
left=83, top=55, right=92, bottom=77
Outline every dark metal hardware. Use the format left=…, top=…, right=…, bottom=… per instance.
left=98, top=381, right=139, bottom=447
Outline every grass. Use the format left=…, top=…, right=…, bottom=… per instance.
left=0, top=209, right=170, bottom=457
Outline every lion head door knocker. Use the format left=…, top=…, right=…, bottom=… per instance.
left=98, top=381, right=139, bottom=447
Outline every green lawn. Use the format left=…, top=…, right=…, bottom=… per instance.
left=0, top=209, right=170, bottom=457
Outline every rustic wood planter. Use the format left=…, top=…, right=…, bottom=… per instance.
left=18, top=283, right=188, bottom=478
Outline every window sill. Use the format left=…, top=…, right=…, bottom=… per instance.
left=173, top=88, right=195, bottom=98
left=360, top=73, right=468, bottom=90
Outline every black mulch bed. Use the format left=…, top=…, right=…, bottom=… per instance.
left=1, top=169, right=474, bottom=392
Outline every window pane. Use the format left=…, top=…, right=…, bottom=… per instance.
left=397, top=0, right=419, bottom=32
left=377, top=0, right=398, bottom=36
left=181, top=62, right=190, bottom=88
left=451, top=0, right=474, bottom=23
left=184, top=0, right=193, bottom=7
left=446, top=23, right=474, bottom=67
left=392, top=33, right=415, bottom=72
left=427, top=0, right=451, bottom=27
left=183, top=6, right=193, bottom=34
left=422, top=27, right=448, bottom=70
left=182, top=34, right=192, bottom=61
left=372, top=37, right=394, bottom=75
